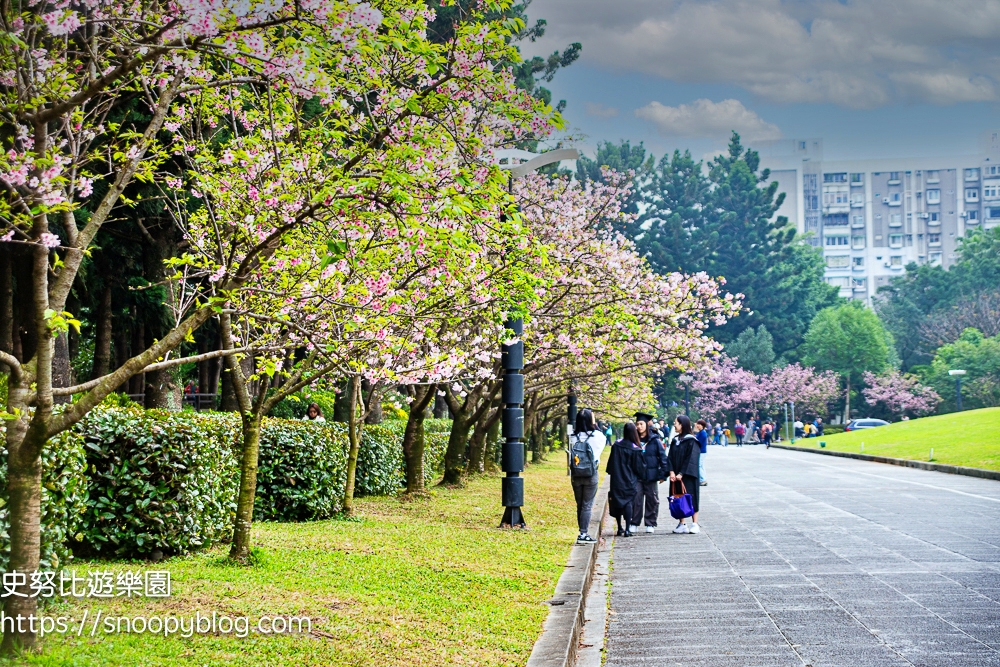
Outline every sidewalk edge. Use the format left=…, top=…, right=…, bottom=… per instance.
left=771, top=444, right=1000, bottom=481
left=525, top=472, right=611, bottom=667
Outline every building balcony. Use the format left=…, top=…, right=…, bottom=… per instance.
left=852, top=264, right=866, bottom=272
left=823, top=205, right=850, bottom=214
left=887, top=200, right=901, bottom=207
left=851, top=201, right=864, bottom=208
left=887, top=179, right=901, bottom=185
left=851, top=181, right=864, bottom=187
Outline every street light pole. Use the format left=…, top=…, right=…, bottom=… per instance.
left=495, top=148, right=581, bottom=529
left=790, top=402, right=796, bottom=444
left=678, top=374, right=691, bottom=416
left=949, top=369, right=967, bottom=412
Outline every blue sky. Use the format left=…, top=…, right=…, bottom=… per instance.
left=521, top=0, right=1000, bottom=163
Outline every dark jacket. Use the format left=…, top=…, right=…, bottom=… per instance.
left=668, top=434, right=700, bottom=479
left=639, top=433, right=668, bottom=482
left=606, top=439, right=643, bottom=509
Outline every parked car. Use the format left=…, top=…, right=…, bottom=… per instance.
left=845, top=419, right=890, bottom=431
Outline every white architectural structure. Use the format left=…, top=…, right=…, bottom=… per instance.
left=758, top=134, right=1000, bottom=303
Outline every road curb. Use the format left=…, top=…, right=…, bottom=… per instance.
left=526, top=472, right=610, bottom=667
left=771, top=444, right=1000, bottom=481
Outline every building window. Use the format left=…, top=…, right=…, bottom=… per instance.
left=929, top=212, right=940, bottom=223
left=984, top=185, right=999, bottom=198
left=966, top=188, right=979, bottom=201
left=929, top=252, right=942, bottom=266
left=890, top=255, right=903, bottom=267
left=928, top=233, right=941, bottom=245
left=889, top=171, right=901, bottom=182
left=824, top=173, right=847, bottom=183
left=825, top=235, right=849, bottom=246
left=852, top=277, right=866, bottom=289
left=968, top=210, right=979, bottom=221
left=824, top=213, right=849, bottom=226
left=827, top=276, right=850, bottom=288
left=852, top=215, right=865, bottom=227
left=889, top=213, right=902, bottom=226
left=965, top=168, right=980, bottom=181
left=890, top=192, right=901, bottom=203
left=852, top=256, right=864, bottom=268
left=889, top=234, right=903, bottom=248
left=850, top=173, right=864, bottom=184
left=990, top=166, right=999, bottom=176
left=989, top=207, right=1000, bottom=219
left=926, top=170, right=940, bottom=183
left=826, top=255, right=850, bottom=269
left=926, top=189, right=941, bottom=203
left=851, top=235, right=865, bottom=249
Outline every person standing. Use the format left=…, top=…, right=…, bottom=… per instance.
left=668, top=415, right=701, bottom=534
left=734, top=419, right=745, bottom=447
left=569, top=409, right=607, bottom=544
left=695, top=419, right=709, bottom=486
left=762, top=421, right=773, bottom=449
left=633, top=412, right=668, bottom=534
left=721, top=422, right=730, bottom=447
left=606, top=421, right=644, bottom=537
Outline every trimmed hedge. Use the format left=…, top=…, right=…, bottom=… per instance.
left=255, top=419, right=347, bottom=521
left=79, top=407, right=241, bottom=558
left=0, top=428, right=88, bottom=572
left=0, top=404, right=452, bottom=565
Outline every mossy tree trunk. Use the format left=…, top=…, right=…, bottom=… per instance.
left=402, top=384, right=436, bottom=494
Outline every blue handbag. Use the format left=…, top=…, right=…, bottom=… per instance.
left=669, top=479, right=694, bottom=520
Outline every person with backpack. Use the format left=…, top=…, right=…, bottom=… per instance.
left=632, top=412, right=668, bottom=534
left=569, top=409, right=607, bottom=544
left=762, top=421, right=773, bottom=449
left=668, top=415, right=701, bottom=534
left=606, top=421, right=644, bottom=537
left=734, top=419, right=745, bottom=447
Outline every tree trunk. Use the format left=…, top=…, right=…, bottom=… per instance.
left=229, top=413, right=262, bottom=560
left=363, top=379, right=382, bottom=424
left=402, top=385, right=435, bottom=494
left=484, top=414, right=501, bottom=473
left=0, top=248, right=12, bottom=372
left=440, top=410, right=473, bottom=486
left=145, top=368, right=182, bottom=410
left=1, top=431, right=43, bottom=654
left=343, top=379, right=362, bottom=514
left=333, top=378, right=353, bottom=422
left=433, top=390, right=448, bottom=418
left=51, top=332, right=72, bottom=405
left=466, top=403, right=499, bottom=475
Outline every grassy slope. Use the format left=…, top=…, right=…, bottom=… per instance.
left=22, top=458, right=579, bottom=667
left=790, top=407, right=1000, bottom=471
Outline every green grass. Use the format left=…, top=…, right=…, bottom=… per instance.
left=14, top=458, right=579, bottom=667
left=789, top=407, right=1000, bottom=471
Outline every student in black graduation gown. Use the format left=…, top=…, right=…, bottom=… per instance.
left=668, top=414, right=702, bottom=534
left=632, top=412, right=668, bottom=534
left=606, top=421, right=644, bottom=537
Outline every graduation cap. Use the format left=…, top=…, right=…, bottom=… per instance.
left=634, top=411, right=655, bottom=423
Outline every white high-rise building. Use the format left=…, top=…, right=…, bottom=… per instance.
left=758, top=133, right=1000, bottom=303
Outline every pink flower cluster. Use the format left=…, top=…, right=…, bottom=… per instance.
left=862, top=370, right=941, bottom=418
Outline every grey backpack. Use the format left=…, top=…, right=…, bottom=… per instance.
left=569, top=432, right=597, bottom=477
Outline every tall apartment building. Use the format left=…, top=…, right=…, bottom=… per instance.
left=758, top=133, right=1000, bottom=303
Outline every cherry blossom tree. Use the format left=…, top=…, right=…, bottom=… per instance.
left=761, top=363, right=840, bottom=418
left=862, top=370, right=942, bottom=419
left=0, top=0, right=553, bottom=647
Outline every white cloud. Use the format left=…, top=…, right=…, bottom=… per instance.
left=522, top=0, right=1000, bottom=107
left=585, top=101, right=619, bottom=118
left=635, top=99, right=782, bottom=142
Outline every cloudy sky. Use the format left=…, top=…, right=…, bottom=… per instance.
left=521, top=0, right=1000, bottom=162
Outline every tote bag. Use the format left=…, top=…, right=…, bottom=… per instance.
left=669, top=479, right=695, bottom=520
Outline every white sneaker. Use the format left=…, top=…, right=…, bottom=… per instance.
left=689, top=523, right=700, bottom=534
left=672, top=522, right=689, bottom=534
left=645, top=526, right=655, bottom=534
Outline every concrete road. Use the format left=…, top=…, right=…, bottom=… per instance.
left=603, top=446, right=1000, bottom=667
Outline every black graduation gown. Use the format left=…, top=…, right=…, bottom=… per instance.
left=606, top=439, right=643, bottom=515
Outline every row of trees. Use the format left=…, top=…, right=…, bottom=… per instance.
left=0, top=0, right=740, bottom=652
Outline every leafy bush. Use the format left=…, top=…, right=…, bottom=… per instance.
left=255, top=419, right=347, bottom=521
left=354, top=424, right=405, bottom=496
left=424, top=418, right=453, bottom=434
left=423, top=433, right=448, bottom=480
left=0, top=429, right=89, bottom=573
left=78, top=407, right=240, bottom=558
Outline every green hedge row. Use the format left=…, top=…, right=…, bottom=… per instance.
left=0, top=405, right=451, bottom=563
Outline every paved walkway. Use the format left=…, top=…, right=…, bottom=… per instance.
left=603, top=445, right=1000, bottom=667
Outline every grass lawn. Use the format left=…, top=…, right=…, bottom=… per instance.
left=788, top=407, right=1000, bottom=471
left=15, top=458, right=579, bottom=667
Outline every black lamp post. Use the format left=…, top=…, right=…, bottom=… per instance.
left=495, top=148, right=581, bottom=529
left=949, top=369, right=966, bottom=411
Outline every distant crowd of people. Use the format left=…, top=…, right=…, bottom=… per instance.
left=567, top=410, right=827, bottom=544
